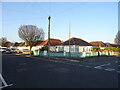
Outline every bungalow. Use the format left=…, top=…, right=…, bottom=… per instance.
left=90, top=41, right=120, bottom=49
left=107, top=43, right=120, bottom=48
left=37, top=38, right=62, bottom=52
left=57, top=37, right=94, bottom=53
left=13, top=41, right=43, bottom=51
left=90, top=41, right=107, bottom=49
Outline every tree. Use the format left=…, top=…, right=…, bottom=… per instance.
left=92, top=47, right=100, bottom=56
left=4, top=42, right=12, bottom=48
left=18, top=25, right=44, bottom=53
left=0, top=37, right=8, bottom=47
left=115, top=30, right=120, bottom=45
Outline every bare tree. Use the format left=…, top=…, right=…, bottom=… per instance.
left=115, top=30, right=120, bottom=45
left=18, top=25, right=44, bottom=52
left=4, top=42, right=12, bottom=48
left=0, top=37, right=8, bottom=47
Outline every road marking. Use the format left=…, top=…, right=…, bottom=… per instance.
left=0, top=74, right=13, bottom=88
left=94, top=66, right=102, bottom=69
left=99, top=63, right=111, bottom=66
left=85, top=66, right=91, bottom=68
left=105, top=68, right=115, bottom=71
left=79, top=65, right=83, bottom=66
left=117, top=71, right=120, bottom=73
left=94, top=63, right=111, bottom=69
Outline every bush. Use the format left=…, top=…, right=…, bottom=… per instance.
left=92, top=47, right=100, bottom=52
left=104, top=47, right=120, bottom=52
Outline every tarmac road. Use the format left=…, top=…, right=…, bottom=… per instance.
left=2, top=54, right=119, bottom=88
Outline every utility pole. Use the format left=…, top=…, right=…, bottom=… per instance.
left=48, top=16, right=51, bottom=59
left=69, top=23, right=71, bottom=57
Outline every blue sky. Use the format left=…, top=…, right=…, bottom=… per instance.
left=2, top=2, right=118, bottom=43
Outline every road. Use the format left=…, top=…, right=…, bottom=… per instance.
left=2, top=54, right=119, bottom=88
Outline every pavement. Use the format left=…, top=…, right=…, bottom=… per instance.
left=1, top=54, right=119, bottom=88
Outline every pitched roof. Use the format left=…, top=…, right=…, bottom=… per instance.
left=106, top=43, right=120, bottom=47
left=62, top=37, right=93, bottom=46
left=90, top=41, right=107, bottom=47
left=14, top=41, right=43, bottom=47
left=37, top=38, right=62, bottom=46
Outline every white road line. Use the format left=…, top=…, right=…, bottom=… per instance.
left=94, top=63, right=111, bottom=69
left=105, top=68, right=115, bottom=71
left=98, top=63, right=111, bottom=67
left=85, top=66, right=91, bottom=68
left=79, top=65, right=83, bottom=66
left=94, top=66, right=102, bottom=69
left=0, top=74, right=13, bottom=88
left=117, top=71, right=120, bottom=73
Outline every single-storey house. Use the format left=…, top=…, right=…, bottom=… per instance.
left=56, top=37, right=94, bottom=53
left=37, top=38, right=62, bottom=52
left=90, top=41, right=120, bottom=49
left=89, top=41, right=107, bottom=49
left=13, top=41, right=43, bottom=51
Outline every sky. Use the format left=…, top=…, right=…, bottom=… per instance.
left=1, top=2, right=118, bottom=43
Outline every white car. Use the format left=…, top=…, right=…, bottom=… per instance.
left=0, top=47, right=7, bottom=53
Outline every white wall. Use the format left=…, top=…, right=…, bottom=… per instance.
left=15, top=46, right=42, bottom=51
left=56, top=45, right=64, bottom=52
left=63, top=45, right=79, bottom=52
left=63, top=45, right=93, bottom=52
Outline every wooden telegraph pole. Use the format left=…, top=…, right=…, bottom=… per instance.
left=69, top=23, right=71, bottom=57
left=48, top=16, right=51, bottom=59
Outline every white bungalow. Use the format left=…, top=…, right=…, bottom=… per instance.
left=56, top=37, right=94, bottom=53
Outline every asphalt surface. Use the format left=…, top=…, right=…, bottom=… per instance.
left=1, top=54, right=119, bottom=88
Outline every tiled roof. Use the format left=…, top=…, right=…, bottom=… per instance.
left=90, top=41, right=107, bottom=47
left=109, top=43, right=120, bottom=47
left=14, top=41, right=43, bottom=47
left=37, top=38, right=62, bottom=46
left=62, top=37, right=93, bottom=46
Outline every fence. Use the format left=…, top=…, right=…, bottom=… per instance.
left=33, top=50, right=114, bottom=57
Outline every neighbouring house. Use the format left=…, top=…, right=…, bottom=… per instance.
left=90, top=41, right=108, bottom=49
left=90, top=41, right=120, bottom=49
left=57, top=37, right=94, bottom=52
left=37, top=38, right=62, bottom=52
left=107, top=43, right=120, bottom=48
left=13, top=41, right=43, bottom=51
left=13, top=42, right=29, bottom=50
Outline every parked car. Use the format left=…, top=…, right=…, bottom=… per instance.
left=5, top=49, right=12, bottom=54
left=22, top=49, right=32, bottom=54
left=0, top=47, right=7, bottom=53
left=14, top=49, right=22, bottom=53
left=11, top=48, right=17, bottom=53
left=10, top=48, right=22, bottom=53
